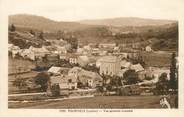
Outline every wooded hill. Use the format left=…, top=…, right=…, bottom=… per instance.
left=9, top=14, right=178, bottom=51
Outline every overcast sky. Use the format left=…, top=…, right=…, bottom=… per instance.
left=8, top=0, right=183, bottom=21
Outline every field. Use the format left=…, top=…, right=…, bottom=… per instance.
left=9, top=95, right=169, bottom=109
left=141, top=51, right=173, bottom=67
left=9, top=57, right=36, bottom=74
left=9, top=57, right=38, bottom=94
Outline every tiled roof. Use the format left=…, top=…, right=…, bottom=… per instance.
left=48, top=66, right=62, bottom=74
left=50, top=75, right=77, bottom=84
left=121, top=60, right=132, bottom=68
left=130, top=64, right=144, bottom=72
left=79, top=70, right=102, bottom=81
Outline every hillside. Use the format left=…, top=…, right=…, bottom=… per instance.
left=9, top=14, right=178, bottom=51
left=79, top=17, right=176, bottom=27
left=9, top=14, right=95, bottom=32
left=9, top=14, right=176, bottom=31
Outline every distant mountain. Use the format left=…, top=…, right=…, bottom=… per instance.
left=9, top=14, right=177, bottom=32
left=79, top=17, right=176, bottom=27
left=9, top=14, right=95, bottom=32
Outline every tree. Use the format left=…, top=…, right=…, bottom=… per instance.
left=137, top=55, right=146, bottom=68
left=34, top=72, right=50, bottom=91
left=169, top=53, right=177, bottom=90
left=51, top=84, right=60, bottom=97
left=155, top=73, right=169, bottom=95
left=77, top=81, right=85, bottom=88
left=131, top=54, right=145, bottom=67
left=38, top=31, right=44, bottom=40
left=9, top=24, right=16, bottom=32
left=94, top=43, right=99, bottom=48
left=101, top=73, right=106, bottom=86
left=159, top=73, right=168, bottom=82
left=57, top=30, right=63, bottom=40
left=67, top=36, right=78, bottom=52
left=30, top=30, right=35, bottom=36
left=102, top=74, right=111, bottom=86
left=82, top=64, right=99, bottom=73
left=145, top=75, right=154, bottom=81
left=123, top=70, right=139, bottom=85
left=110, top=76, right=122, bottom=88
left=115, top=42, right=119, bottom=47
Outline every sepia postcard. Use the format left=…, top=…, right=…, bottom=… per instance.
left=0, top=0, right=184, bottom=117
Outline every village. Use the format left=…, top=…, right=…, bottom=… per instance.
left=8, top=20, right=178, bottom=108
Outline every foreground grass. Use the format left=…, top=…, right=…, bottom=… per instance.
left=9, top=95, right=166, bottom=109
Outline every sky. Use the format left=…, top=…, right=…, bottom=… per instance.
left=8, top=0, right=183, bottom=21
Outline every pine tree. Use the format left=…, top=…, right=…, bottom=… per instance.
left=67, top=36, right=78, bottom=52
left=30, top=30, right=35, bottom=36
left=169, top=53, right=177, bottom=90
left=57, top=30, right=62, bottom=40
left=39, top=31, right=44, bottom=40
left=9, top=24, right=16, bottom=32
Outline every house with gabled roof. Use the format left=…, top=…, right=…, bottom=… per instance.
left=47, top=74, right=78, bottom=94
left=68, top=67, right=103, bottom=88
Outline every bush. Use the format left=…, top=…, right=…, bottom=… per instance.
left=145, top=76, right=154, bottom=81
left=123, top=70, right=139, bottom=85
left=155, top=73, right=169, bottom=95
left=51, top=84, right=60, bottom=97
left=9, top=24, right=16, bottom=32
left=117, top=87, right=131, bottom=96
left=34, top=72, right=50, bottom=91
left=96, top=86, right=104, bottom=93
